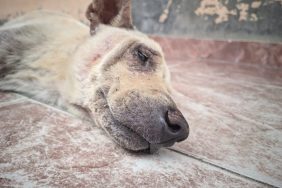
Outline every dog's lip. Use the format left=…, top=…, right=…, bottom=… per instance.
left=106, top=110, right=177, bottom=153
left=107, top=113, right=178, bottom=153
left=114, top=119, right=180, bottom=153
left=100, top=88, right=150, bottom=149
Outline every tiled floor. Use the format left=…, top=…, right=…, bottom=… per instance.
left=169, top=60, right=282, bottom=187
left=1, top=56, right=281, bottom=187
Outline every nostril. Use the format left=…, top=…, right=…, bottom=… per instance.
left=165, top=111, right=182, bottom=133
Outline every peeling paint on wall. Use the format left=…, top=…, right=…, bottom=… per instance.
left=159, top=0, right=174, bottom=23
left=251, top=1, right=262, bottom=9
left=236, top=3, right=249, bottom=21
left=195, top=0, right=282, bottom=24
left=195, top=0, right=236, bottom=24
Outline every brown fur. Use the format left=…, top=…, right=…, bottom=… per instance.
left=0, top=0, right=189, bottom=152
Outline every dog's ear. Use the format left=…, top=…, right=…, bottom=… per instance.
left=86, top=0, right=133, bottom=35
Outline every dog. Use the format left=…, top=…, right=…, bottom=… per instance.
left=0, top=0, right=189, bottom=153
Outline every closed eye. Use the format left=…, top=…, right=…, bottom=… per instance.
left=129, top=44, right=159, bottom=72
left=137, top=50, right=149, bottom=65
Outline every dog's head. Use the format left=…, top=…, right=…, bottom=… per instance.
left=72, top=0, right=189, bottom=153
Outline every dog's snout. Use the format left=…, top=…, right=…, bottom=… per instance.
left=161, top=108, right=189, bottom=144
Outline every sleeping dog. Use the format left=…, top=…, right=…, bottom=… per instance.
left=0, top=0, right=189, bottom=153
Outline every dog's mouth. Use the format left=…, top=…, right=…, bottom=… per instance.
left=92, top=88, right=177, bottom=153
left=117, top=123, right=179, bottom=153
left=104, top=107, right=175, bottom=153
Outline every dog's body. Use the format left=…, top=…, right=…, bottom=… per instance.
left=0, top=11, right=88, bottom=111
left=0, top=0, right=189, bottom=153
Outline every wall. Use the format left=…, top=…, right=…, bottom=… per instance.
left=0, top=0, right=281, bottom=43
left=132, top=0, right=282, bottom=43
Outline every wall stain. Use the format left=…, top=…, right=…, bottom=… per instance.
left=159, top=0, right=174, bottom=23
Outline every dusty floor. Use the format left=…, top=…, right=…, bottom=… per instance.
left=0, top=53, right=281, bottom=187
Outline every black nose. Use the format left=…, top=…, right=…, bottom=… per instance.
left=161, top=108, right=189, bottom=144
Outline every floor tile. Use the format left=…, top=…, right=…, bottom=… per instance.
left=168, top=60, right=282, bottom=187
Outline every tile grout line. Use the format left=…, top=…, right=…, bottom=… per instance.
left=0, top=97, right=26, bottom=107
left=3, top=92, right=81, bottom=118
left=167, top=148, right=278, bottom=188
left=0, top=91, right=95, bottom=124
